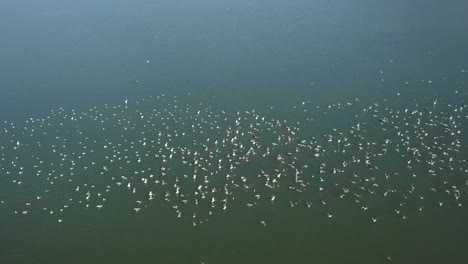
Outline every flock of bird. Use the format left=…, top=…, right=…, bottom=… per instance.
left=1, top=75, right=468, bottom=228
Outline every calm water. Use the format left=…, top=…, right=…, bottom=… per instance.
left=1, top=0, right=468, bottom=263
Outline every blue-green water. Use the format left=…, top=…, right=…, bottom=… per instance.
left=1, top=1, right=468, bottom=263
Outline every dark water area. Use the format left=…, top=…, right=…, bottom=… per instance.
left=1, top=0, right=468, bottom=263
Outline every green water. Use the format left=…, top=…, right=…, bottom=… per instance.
left=1, top=0, right=468, bottom=263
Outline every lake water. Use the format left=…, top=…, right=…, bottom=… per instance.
left=1, top=0, right=468, bottom=263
